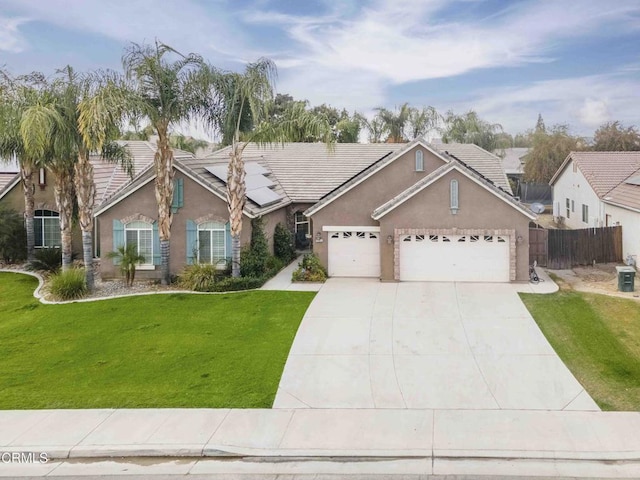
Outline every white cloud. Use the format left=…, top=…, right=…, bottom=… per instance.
left=246, top=0, right=640, bottom=122
left=453, top=72, right=638, bottom=135
left=0, top=0, right=247, bottom=62
left=578, top=99, right=610, bottom=128
left=0, top=16, right=28, bottom=52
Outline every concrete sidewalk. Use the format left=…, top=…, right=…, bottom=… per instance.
left=260, top=257, right=324, bottom=292
left=2, top=408, right=639, bottom=462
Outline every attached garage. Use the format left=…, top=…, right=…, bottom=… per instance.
left=399, top=233, right=510, bottom=282
left=327, top=228, right=380, bottom=277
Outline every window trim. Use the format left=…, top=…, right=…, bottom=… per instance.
left=582, top=204, right=589, bottom=224
left=124, top=220, right=154, bottom=266
left=34, top=209, right=61, bottom=248
left=197, top=221, right=227, bottom=267
left=450, top=179, right=459, bottom=214
left=294, top=212, right=310, bottom=236
left=415, top=150, right=424, bottom=171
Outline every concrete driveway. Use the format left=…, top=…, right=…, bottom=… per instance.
left=273, top=279, right=600, bottom=410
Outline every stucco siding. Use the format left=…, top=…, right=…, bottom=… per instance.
left=0, top=173, right=82, bottom=255
left=310, top=146, right=446, bottom=270
left=552, top=161, right=603, bottom=228
left=604, top=203, right=640, bottom=265
left=378, top=170, right=530, bottom=281
left=97, top=170, right=285, bottom=280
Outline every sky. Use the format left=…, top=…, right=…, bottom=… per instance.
left=0, top=0, right=639, bottom=139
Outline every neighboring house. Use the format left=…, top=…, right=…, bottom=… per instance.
left=549, top=152, right=640, bottom=228
left=550, top=151, right=640, bottom=264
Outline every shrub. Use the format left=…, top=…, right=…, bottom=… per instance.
left=0, top=208, right=27, bottom=263
left=179, top=263, right=220, bottom=292
left=48, top=268, right=88, bottom=300
left=210, top=276, right=266, bottom=292
left=240, top=217, right=270, bottom=277
left=28, top=248, right=62, bottom=274
left=273, top=222, right=295, bottom=262
left=292, top=253, right=327, bottom=282
left=105, top=244, right=146, bottom=286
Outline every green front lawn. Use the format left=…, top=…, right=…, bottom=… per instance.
left=520, top=289, right=640, bottom=411
left=0, top=272, right=314, bottom=409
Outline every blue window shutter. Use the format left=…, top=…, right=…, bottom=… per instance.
left=112, top=220, right=124, bottom=266
left=225, top=222, right=232, bottom=259
left=186, top=220, right=197, bottom=265
left=171, top=178, right=184, bottom=212
left=152, top=221, right=161, bottom=265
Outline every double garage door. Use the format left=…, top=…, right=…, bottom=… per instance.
left=327, top=229, right=510, bottom=282
left=399, top=234, right=510, bottom=282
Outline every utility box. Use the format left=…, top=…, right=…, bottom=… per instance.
left=616, top=266, right=636, bottom=292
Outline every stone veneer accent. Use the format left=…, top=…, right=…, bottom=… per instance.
left=393, top=228, right=517, bottom=281
left=120, top=213, right=155, bottom=225
left=194, top=213, right=228, bottom=225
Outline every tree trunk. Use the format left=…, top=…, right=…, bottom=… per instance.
left=227, top=143, right=246, bottom=278
left=53, top=165, right=75, bottom=271
left=20, top=163, right=36, bottom=262
left=74, top=151, right=96, bottom=290
left=154, top=126, right=174, bottom=285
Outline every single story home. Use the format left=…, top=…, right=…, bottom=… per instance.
left=550, top=151, right=640, bottom=264
left=0, top=141, right=194, bottom=257
left=95, top=139, right=535, bottom=282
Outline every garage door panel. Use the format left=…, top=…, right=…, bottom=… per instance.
left=399, top=234, right=509, bottom=282
left=329, top=231, right=380, bottom=277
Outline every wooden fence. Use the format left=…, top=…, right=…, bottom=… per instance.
left=544, top=226, right=622, bottom=269
left=529, top=228, right=548, bottom=266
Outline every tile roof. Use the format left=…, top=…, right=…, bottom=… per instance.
left=500, top=147, right=529, bottom=175
left=434, top=142, right=512, bottom=193
left=604, top=181, right=640, bottom=212
left=205, top=143, right=405, bottom=203
left=177, top=156, right=291, bottom=217
left=371, top=159, right=535, bottom=220
left=93, top=140, right=194, bottom=206
left=551, top=151, right=640, bottom=198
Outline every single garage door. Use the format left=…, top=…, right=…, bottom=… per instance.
left=399, top=234, right=510, bottom=282
left=328, top=230, right=380, bottom=277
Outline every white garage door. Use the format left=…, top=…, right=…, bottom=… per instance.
left=328, top=230, right=380, bottom=277
left=399, top=234, right=510, bottom=282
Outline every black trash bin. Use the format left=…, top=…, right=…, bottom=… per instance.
left=616, top=266, right=636, bottom=292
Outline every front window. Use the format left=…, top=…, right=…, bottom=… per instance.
left=34, top=210, right=61, bottom=248
left=582, top=204, right=589, bottom=224
left=124, top=221, right=153, bottom=264
left=295, top=212, right=309, bottom=236
left=198, top=221, right=226, bottom=266
left=415, top=150, right=424, bottom=171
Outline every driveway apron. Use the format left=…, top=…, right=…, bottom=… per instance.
left=273, top=278, right=599, bottom=411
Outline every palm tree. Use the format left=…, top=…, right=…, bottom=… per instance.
left=408, top=106, right=441, bottom=140
left=19, top=80, right=76, bottom=271
left=441, top=110, right=506, bottom=152
left=357, top=114, right=387, bottom=143
left=206, top=59, right=332, bottom=277
left=0, top=71, right=47, bottom=262
left=374, top=103, right=412, bottom=143
left=56, top=67, right=133, bottom=291
left=169, top=134, right=209, bottom=155
left=122, top=41, right=208, bottom=285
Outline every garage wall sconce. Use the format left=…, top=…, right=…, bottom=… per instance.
left=387, top=235, right=394, bottom=245
left=516, top=235, right=523, bottom=244
left=315, top=232, right=323, bottom=243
